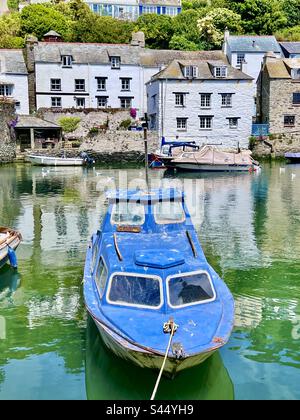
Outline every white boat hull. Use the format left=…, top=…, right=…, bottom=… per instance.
left=93, top=317, right=217, bottom=378
left=172, top=163, right=259, bottom=172
left=28, top=155, right=84, bottom=166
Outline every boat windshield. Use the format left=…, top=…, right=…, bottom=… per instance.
left=111, top=202, right=145, bottom=226
left=167, top=271, right=216, bottom=308
left=107, top=273, right=162, bottom=309
left=154, top=200, right=185, bottom=224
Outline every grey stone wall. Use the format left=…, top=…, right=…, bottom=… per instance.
left=252, top=132, right=300, bottom=157
left=0, top=100, right=17, bottom=164
left=263, top=78, right=300, bottom=135
left=34, top=108, right=159, bottom=163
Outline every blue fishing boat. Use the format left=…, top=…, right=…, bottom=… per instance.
left=83, top=189, right=234, bottom=378
left=0, top=227, right=22, bottom=269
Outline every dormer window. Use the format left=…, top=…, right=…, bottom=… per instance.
left=184, top=66, right=198, bottom=78
left=111, top=56, right=121, bottom=69
left=214, top=66, right=228, bottom=78
left=62, top=55, right=72, bottom=67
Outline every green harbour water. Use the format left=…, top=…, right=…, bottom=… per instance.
left=0, top=162, right=299, bottom=400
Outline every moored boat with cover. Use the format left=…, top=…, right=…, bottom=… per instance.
left=83, top=189, right=234, bottom=378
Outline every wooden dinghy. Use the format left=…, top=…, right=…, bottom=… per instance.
left=0, top=227, right=22, bottom=269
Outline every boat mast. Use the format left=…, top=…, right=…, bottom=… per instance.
left=143, top=113, right=149, bottom=189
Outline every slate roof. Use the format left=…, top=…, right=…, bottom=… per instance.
left=34, top=43, right=141, bottom=65
left=264, top=58, right=300, bottom=79
left=150, top=59, right=253, bottom=81
left=34, top=42, right=226, bottom=67
left=140, top=49, right=225, bottom=67
left=15, top=116, right=61, bottom=129
left=0, top=50, right=28, bottom=75
left=227, top=36, right=281, bottom=53
left=280, top=42, right=300, bottom=56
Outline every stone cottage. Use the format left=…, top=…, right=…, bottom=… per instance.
left=257, top=53, right=300, bottom=135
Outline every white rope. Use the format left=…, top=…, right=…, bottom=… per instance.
left=150, top=323, right=176, bottom=401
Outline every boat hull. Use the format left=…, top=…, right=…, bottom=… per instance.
left=93, top=316, right=217, bottom=378
left=0, top=229, right=22, bottom=269
left=170, top=163, right=259, bottom=172
left=28, top=155, right=84, bottom=166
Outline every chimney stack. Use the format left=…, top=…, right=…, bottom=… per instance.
left=131, top=32, right=145, bottom=48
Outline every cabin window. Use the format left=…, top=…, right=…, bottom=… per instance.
left=154, top=201, right=185, bottom=224
left=111, top=202, right=145, bottom=226
left=95, top=257, right=108, bottom=297
left=108, top=274, right=162, bottom=309
left=91, top=239, right=99, bottom=273
left=167, top=271, right=216, bottom=308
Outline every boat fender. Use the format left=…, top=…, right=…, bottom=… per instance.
left=7, top=246, right=18, bottom=269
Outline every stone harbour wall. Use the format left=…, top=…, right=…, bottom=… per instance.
left=0, top=100, right=17, bottom=164
left=35, top=108, right=159, bottom=163
left=252, top=132, right=300, bottom=158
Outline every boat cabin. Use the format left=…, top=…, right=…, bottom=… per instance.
left=87, top=189, right=217, bottom=315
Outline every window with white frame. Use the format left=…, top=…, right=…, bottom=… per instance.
left=214, top=66, right=228, bottom=78
left=61, top=55, right=72, bottom=67
left=76, top=97, right=85, bottom=108
left=111, top=56, right=121, bottom=69
left=200, top=93, right=211, bottom=108
left=237, top=53, right=245, bottom=68
left=177, top=118, right=187, bottom=130
left=96, top=77, right=106, bottom=91
left=228, top=118, right=239, bottom=129
left=184, top=65, right=198, bottom=78
left=121, top=78, right=131, bottom=91
left=120, top=97, right=132, bottom=109
left=221, top=93, right=233, bottom=107
left=0, top=85, right=13, bottom=96
left=50, top=79, right=61, bottom=91
left=51, top=97, right=62, bottom=108
left=199, top=116, right=213, bottom=129
left=165, top=7, right=177, bottom=16
left=97, top=96, right=108, bottom=108
left=143, top=6, right=157, bottom=13
left=75, top=79, right=85, bottom=91
left=175, top=93, right=185, bottom=107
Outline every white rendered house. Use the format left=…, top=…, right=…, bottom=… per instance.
left=147, top=59, right=254, bottom=149
left=0, top=50, right=29, bottom=115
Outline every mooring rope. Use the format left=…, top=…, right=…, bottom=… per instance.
left=150, top=319, right=178, bottom=401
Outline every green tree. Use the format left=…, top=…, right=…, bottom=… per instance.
left=169, top=35, right=198, bottom=51
left=197, top=8, right=242, bottom=48
left=282, top=0, right=300, bottom=28
left=7, top=0, right=19, bottom=11
left=227, top=0, right=287, bottom=34
left=69, top=0, right=134, bottom=43
left=276, top=26, right=300, bottom=42
left=20, top=4, right=74, bottom=41
left=0, top=12, right=24, bottom=49
left=173, top=10, right=204, bottom=45
left=136, top=14, right=174, bottom=49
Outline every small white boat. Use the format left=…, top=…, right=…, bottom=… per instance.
left=0, top=228, right=22, bottom=269
left=27, top=155, right=85, bottom=166
left=168, top=145, right=260, bottom=172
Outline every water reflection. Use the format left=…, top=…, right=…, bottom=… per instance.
left=0, top=162, right=299, bottom=399
left=0, top=266, right=21, bottom=303
left=85, top=317, right=234, bottom=400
